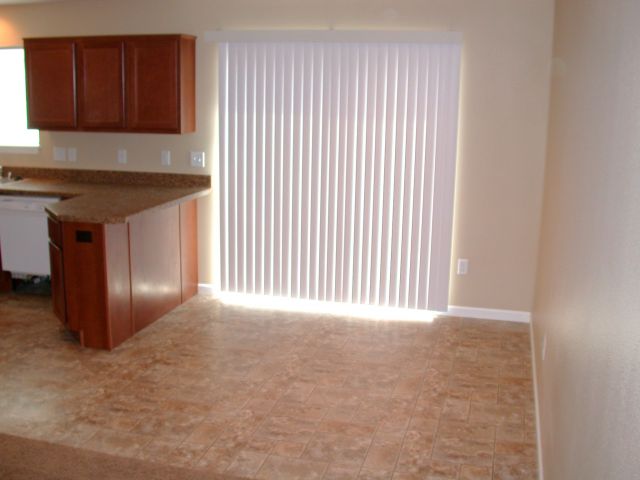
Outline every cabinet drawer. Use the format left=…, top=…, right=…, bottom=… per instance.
left=47, top=216, right=63, bottom=248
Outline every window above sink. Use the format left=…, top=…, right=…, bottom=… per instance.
left=0, top=47, right=40, bottom=154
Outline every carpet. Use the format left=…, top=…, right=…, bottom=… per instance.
left=0, top=433, right=241, bottom=480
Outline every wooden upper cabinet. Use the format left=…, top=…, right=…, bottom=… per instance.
left=76, top=38, right=126, bottom=130
left=126, top=36, right=195, bottom=133
left=23, top=34, right=196, bottom=134
left=24, top=38, right=77, bottom=129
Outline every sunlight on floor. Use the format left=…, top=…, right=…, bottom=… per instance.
left=216, top=291, right=439, bottom=323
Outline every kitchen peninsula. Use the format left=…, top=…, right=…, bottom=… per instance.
left=0, top=167, right=210, bottom=350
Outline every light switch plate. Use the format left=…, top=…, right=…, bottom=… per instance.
left=53, top=147, right=66, bottom=162
left=117, top=149, right=127, bottom=164
left=161, top=150, right=171, bottom=166
left=67, top=147, right=77, bottom=162
left=190, top=151, right=205, bottom=168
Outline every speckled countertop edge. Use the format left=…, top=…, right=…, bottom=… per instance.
left=0, top=171, right=211, bottom=224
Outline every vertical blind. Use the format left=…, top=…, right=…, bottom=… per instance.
left=218, top=40, right=460, bottom=312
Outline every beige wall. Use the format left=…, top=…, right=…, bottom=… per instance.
left=533, top=0, right=640, bottom=478
left=0, top=0, right=554, bottom=311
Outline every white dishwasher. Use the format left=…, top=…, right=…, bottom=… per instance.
left=0, top=195, right=60, bottom=276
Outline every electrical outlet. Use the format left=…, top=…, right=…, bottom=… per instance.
left=457, top=258, right=469, bottom=275
left=67, top=147, right=77, bottom=162
left=190, top=151, right=206, bottom=168
left=161, top=150, right=171, bottom=166
left=117, top=149, right=127, bottom=164
left=53, top=146, right=66, bottom=162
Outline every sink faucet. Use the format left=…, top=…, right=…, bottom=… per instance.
left=0, top=167, right=15, bottom=181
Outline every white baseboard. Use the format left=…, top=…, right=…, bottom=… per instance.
left=198, top=283, right=216, bottom=296
left=446, top=305, right=531, bottom=323
left=529, top=320, right=545, bottom=480
left=198, top=286, right=530, bottom=323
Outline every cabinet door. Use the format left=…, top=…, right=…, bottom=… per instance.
left=126, top=36, right=181, bottom=132
left=48, top=241, right=66, bottom=324
left=180, top=200, right=198, bottom=302
left=129, top=206, right=181, bottom=332
left=62, top=222, right=108, bottom=346
left=76, top=39, right=125, bottom=129
left=60, top=221, right=131, bottom=350
left=24, top=38, right=77, bottom=129
left=0, top=249, right=12, bottom=293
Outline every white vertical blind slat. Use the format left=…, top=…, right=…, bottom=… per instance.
left=318, top=45, right=331, bottom=302
left=373, top=45, right=389, bottom=306
left=310, top=45, right=323, bottom=300
left=219, top=44, right=229, bottom=291
left=328, top=44, right=341, bottom=302
left=345, top=45, right=359, bottom=303
left=391, top=46, right=410, bottom=307
left=272, top=47, right=284, bottom=296
left=301, top=43, right=313, bottom=300
left=381, top=45, right=399, bottom=306
left=292, top=44, right=303, bottom=298
left=228, top=44, right=238, bottom=292
left=247, top=45, right=256, bottom=294
left=256, top=44, right=265, bottom=295
left=400, top=45, right=420, bottom=308
left=237, top=45, right=246, bottom=293
left=408, top=45, right=428, bottom=309
left=282, top=47, right=293, bottom=296
left=361, top=45, right=377, bottom=305
left=263, top=45, right=273, bottom=295
left=335, top=45, right=348, bottom=303
left=353, top=44, right=368, bottom=304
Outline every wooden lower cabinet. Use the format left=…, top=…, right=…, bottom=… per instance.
left=48, top=241, right=66, bottom=323
left=47, top=216, right=66, bottom=322
left=0, top=249, right=11, bottom=293
left=61, top=221, right=131, bottom=349
left=179, top=201, right=198, bottom=301
left=129, top=204, right=182, bottom=332
left=47, top=200, right=198, bottom=350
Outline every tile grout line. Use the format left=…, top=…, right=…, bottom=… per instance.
left=386, top=340, right=438, bottom=478
left=253, top=343, right=329, bottom=479
left=196, top=368, right=277, bottom=474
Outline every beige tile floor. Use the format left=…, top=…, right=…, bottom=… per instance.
left=0, top=293, right=537, bottom=479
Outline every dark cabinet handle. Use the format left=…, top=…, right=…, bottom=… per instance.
left=75, top=230, right=93, bottom=243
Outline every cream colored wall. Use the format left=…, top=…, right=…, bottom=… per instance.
left=0, top=0, right=554, bottom=311
left=533, top=0, right=640, bottom=478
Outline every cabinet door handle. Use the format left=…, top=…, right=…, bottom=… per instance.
left=75, top=230, right=93, bottom=243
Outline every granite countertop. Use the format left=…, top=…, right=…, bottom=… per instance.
left=0, top=171, right=210, bottom=224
